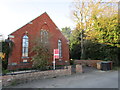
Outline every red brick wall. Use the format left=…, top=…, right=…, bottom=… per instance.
left=2, top=66, right=72, bottom=87
left=8, top=13, right=69, bottom=70
left=74, top=60, right=102, bottom=68
left=76, top=64, right=83, bottom=73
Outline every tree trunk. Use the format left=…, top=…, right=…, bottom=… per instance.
left=80, top=30, right=84, bottom=60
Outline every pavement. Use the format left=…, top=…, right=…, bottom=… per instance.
left=5, top=67, right=118, bottom=88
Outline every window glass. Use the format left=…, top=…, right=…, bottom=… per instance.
left=22, top=35, right=29, bottom=57
left=58, top=40, right=62, bottom=57
left=40, top=30, right=48, bottom=43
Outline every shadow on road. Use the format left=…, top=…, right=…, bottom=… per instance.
left=82, top=66, right=98, bottom=73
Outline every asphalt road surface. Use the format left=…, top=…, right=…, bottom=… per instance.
left=7, top=68, right=118, bottom=88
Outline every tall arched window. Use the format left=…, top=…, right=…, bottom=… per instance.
left=22, top=35, right=29, bottom=57
left=58, top=40, right=62, bottom=57
left=40, top=30, right=48, bottom=43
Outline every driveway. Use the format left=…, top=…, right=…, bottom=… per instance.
left=6, top=67, right=118, bottom=88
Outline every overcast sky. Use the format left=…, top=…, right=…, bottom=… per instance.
left=0, top=0, right=75, bottom=39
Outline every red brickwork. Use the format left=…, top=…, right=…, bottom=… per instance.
left=74, top=60, right=102, bottom=68
left=76, top=64, right=83, bottom=73
left=2, top=66, right=72, bottom=87
left=8, top=12, right=69, bottom=70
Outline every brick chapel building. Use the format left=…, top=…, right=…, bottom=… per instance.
left=8, top=12, right=70, bottom=70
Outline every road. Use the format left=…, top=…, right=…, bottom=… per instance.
left=7, top=69, right=118, bottom=88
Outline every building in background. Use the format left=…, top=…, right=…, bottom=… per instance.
left=8, top=12, right=70, bottom=70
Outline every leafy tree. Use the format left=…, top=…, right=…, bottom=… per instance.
left=31, top=37, right=52, bottom=70
left=69, top=29, right=81, bottom=59
left=61, top=27, right=72, bottom=41
left=84, top=40, right=119, bottom=65
left=70, top=0, right=119, bottom=66
left=82, top=1, right=119, bottom=47
left=2, top=40, right=14, bottom=70
left=71, top=0, right=110, bottom=59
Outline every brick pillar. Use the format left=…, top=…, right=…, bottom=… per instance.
left=76, top=64, right=83, bottom=73
left=97, top=62, right=101, bottom=70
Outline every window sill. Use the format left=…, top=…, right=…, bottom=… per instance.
left=22, top=57, right=29, bottom=59
left=20, top=62, right=30, bottom=63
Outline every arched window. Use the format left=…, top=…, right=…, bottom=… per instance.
left=22, top=35, right=29, bottom=57
left=40, top=30, right=48, bottom=43
left=58, top=40, right=62, bottom=57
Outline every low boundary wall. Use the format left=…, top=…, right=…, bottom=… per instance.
left=74, top=60, right=102, bottom=68
left=2, top=66, right=72, bottom=87
left=2, top=65, right=83, bottom=87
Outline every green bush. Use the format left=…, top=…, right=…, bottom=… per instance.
left=31, top=37, right=52, bottom=70
left=2, top=69, right=10, bottom=75
left=2, top=60, right=8, bottom=70
left=70, top=40, right=119, bottom=66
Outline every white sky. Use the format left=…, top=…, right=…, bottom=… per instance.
left=0, top=0, right=75, bottom=39
left=0, top=0, right=119, bottom=39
